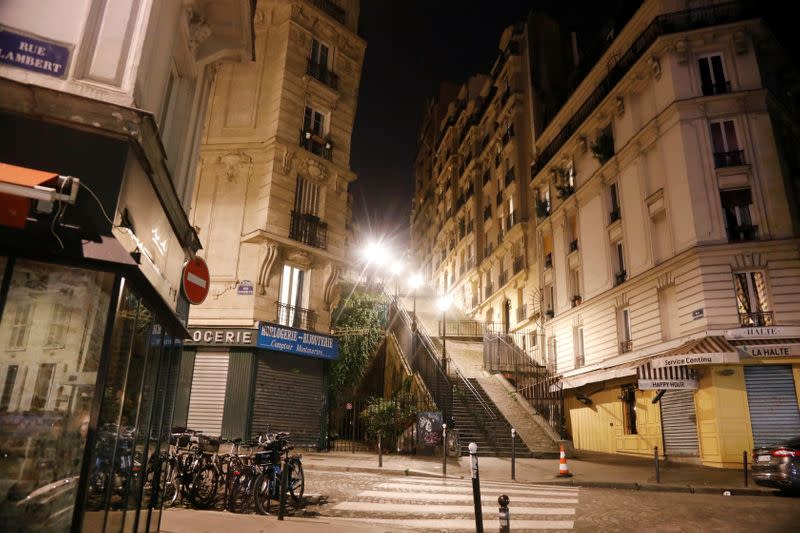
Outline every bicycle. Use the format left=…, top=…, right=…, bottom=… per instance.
left=252, top=432, right=304, bottom=515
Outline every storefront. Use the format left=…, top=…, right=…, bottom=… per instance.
left=563, top=329, right=800, bottom=468
left=177, top=322, right=339, bottom=450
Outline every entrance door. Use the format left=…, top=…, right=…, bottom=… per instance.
left=744, top=365, right=800, bottom=447
left=660, top=389, right=699, bottom=456
left=186, top=351, right=230, bottom=435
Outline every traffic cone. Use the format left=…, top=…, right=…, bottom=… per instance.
left=557, top=443, right=572, bottom=477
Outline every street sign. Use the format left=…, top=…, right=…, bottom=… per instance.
left=182, top=257, right=210, bottom=305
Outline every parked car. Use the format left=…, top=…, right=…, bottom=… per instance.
left=751, top=436, right=800, bottom=493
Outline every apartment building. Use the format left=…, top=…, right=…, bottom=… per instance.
left=0, top=0, right=253, bottom=530
left=528, top=0, right=800, bottom=468
left=412, top=23, right=538, bottom=335
left=177, top=0, right=365, bottom=449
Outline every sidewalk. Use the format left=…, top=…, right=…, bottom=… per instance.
left=302, top=450, right=774, bottom=496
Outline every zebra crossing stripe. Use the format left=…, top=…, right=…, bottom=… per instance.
left=342, top=518, right=574, bottom=530
left=355, top=490, right=578, bottom=504
left=388, top=476, right=579, bottom=491
left=332, top=502, right=576, bottom=515
left=376, top=482, right=578, bottom=497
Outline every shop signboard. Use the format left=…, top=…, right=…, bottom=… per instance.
left=725, top=325, right=800, bottom=339
left=738, top=343, right=800, bottom=358
left=638, top=379, right=698, bottom=390
left=650, top=351, right=739, bottom=368
left=185, top=327, right=257, bottom=346
left=257, top=322, right=339, bottom=360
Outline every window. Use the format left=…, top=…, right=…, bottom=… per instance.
left=574, top=327, right=585, bottom=368
left=45, top=302, right=70, bottom=349
left=30, top=363, right=55, bottom=412
left=621, top=385, right=638, bottom=435
left=566, top=159, right=576, bottom=188
left=720, top=188, right=755, bottom=242
left=303, top=105, right=326, bottom=136
left=567, top=214, right=578, bottom=252
left=609, top=183, right=621, bottom=223
left=570, top=268, right=581, bottom=306
left=7, top=302, right=34, bottom=350
left=710, top=120, right=743, bottom=167
left=0, top=365, right=18, bottom=411
left=613, top=241, right=626, bottom=285
left=733, top=271, right=772, bottom=327
left=658, top=285, right=679, bottom=341
left=310, top=38, right=330, bottom=68
left=698, top=54, right=729, bottom=95
left=294, top=176, right=321, bottom=216
left=544, top=283, right=554, bottom=317
left=619, top=308, right=632, bottom=352
left=549, top=337, right=558, bottom=373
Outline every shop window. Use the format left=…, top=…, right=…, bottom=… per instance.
left=0, top=260, right=114, bottom=528
left=621, top=385, right=638, bottom=435
left=733, top=271, right=772, bottom=327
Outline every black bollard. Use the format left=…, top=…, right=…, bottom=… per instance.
left=278, top=458, right=289, bottom=520
left=442, top=423, right=447, bottom=478
left=378, top=430, right=383, bottom=468
left=498, top=494, right=510, bottom=533
left=743, top=450, right=748, bottom=487
left=469, top=442, right=484, bottom=533
left=511, top=428, right=516, bottom=481
left=654, top=446, right=660, bottom=484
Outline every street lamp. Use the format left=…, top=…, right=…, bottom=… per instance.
left=438, top=295, right=452, bottom=378
left=409, top=274, right=423, bottom=333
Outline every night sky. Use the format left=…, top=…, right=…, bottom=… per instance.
left=348, top=1, right=796, bottom=251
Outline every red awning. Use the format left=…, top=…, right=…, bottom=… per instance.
left=0, top=162, right=74, bottom=229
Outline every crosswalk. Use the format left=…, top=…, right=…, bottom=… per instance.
left=329, top=476, right=579, bottom=531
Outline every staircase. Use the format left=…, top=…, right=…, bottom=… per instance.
left=451, top=377, right=535, bottom=458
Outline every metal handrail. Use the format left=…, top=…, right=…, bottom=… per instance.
left=455, top=367, right=496, bottom=420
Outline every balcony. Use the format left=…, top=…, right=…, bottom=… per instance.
left=569, top=239, right=579, bottom=253
left=620, top=340, right=633, bottom=353
left=290, top=211, right=328, bottom=249
left=702, top=80, right=731, bottom=96
left=309, top=0, right=345, bottom=24
left=306, top=59, right=339, bottom=90
left=276, top=302, right=317, bottom=331
left=536, top=199, right=551, bottom=219
left=615, top=270, right=627, bottom=286
left=516, top=304, right=527, bottom=323
left=713, top=150, right=745, bottom=168
left=499, top=270, right=508, bottom=286
left=609, top=208, right=621, bottom=224
left=571, top=294, right=582, bottom=307
left=513, top=255, right=523, bottom=274
left=544, top=253, right=552, bottom=269
left=727, top=224, right=758, bottom=242
left=484, top=283, right=494, bottom=298
left=739, top=311, right=774, bottom=327
left=299, top=130, right=332, bottom=160
left=556, top=183, right=575, bottom=199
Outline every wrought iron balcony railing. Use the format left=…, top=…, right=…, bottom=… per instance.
left=299, top=129, right=332, bottom=160
left=290, top=211, right=328, bottom=249
left=276, top=301, right=317, bottom=331
left=516, top=304, right=527, bottom=323
left=739, top=311, right=774, bottom=327
left=727, top=224, right=758, bottom=242
left=713, top=150, right=744, bottom=168
left=306, top=59, right=339, bottom=90
left=702, top=80, right=731, bottom=96
left=309, top=0, right=345, bottom=24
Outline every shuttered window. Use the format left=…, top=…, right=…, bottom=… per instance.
left=186, top=352, right=230, bottom=435
left=294, top=176, right=320, bottom=216
left=660, top=390, right=699, bottom=456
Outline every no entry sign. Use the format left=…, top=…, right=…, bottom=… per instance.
left=182, top=257, right=210, bottom=305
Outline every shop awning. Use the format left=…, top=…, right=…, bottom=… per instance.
left=637, top=360, right=697, bottom=390
left=0, top=162, right=79, bottom=228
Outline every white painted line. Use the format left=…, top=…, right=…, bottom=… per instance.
left=356, top=490, right=578, bottom=504
left=186, top=271, right=207, bottom=288
left=377, top=482, right=578, bottom=497
left=343, top=518, right=575, bottom=530
left=332, top=501, right=576, bottom=515
left=389, top=477, right=579, bottom=491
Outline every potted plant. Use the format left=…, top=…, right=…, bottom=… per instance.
left=591, top=127, right=615, bottom=164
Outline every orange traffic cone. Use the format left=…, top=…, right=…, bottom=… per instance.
left=557, top=443, right=572, bottom=477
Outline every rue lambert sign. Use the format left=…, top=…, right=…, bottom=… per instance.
left=186, top=323, right=339, bottom=360
left=0, top=28, right=71, bottom=78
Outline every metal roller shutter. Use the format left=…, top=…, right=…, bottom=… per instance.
left=744, top=365, right=800, bottom=448
left=186, top=351, right=230, bottom=436
left=660, top=389, right=699, bottom=456
left=251, top=352, right=324, bottom=448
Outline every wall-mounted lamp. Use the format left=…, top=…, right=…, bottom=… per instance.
left=651, top=390, right=666, bottom=404
left=576, top=394, right=593, bottom=405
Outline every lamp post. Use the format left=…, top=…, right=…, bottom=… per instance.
left=409, top=274, right=422, bottom=333
left=438, top=295, right=452, bottom=421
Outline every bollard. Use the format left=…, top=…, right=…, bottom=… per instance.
left=654, top=446, right=660, bottom=484
left=278, top=458, right=289, bottom=520
left=378, top=430, right=383, bottom=468
left=511, top=428, right=516, bottom=481
left=442, top=423, right=447, bottom=478
left=469, top=442, right=484, bottom=533
left=743, top=450, right=748, bottom=487
left=498, top=494, right=510, bottom=533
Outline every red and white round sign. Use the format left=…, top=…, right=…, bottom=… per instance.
left=182, top=257, right=210, bottom=305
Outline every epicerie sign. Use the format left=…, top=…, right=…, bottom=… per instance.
left=186, top=328, right=256, bottom=346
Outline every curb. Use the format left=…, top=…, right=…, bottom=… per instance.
left=303, top=463, right=457, bottom=479
left=532, top=478, right=775, bottom=496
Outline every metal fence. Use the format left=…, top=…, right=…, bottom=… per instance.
left=327, top=397, right=420, bottom=453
